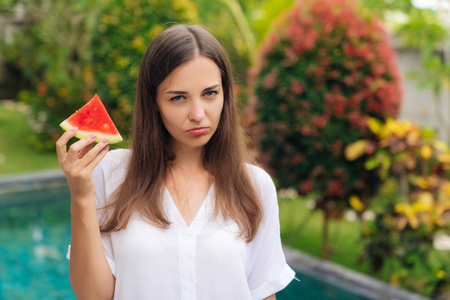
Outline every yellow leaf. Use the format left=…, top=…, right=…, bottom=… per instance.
left=131, top=36, right=145, bottom=50
left=406, top=131, right=420, bottom=146
left=384, top=118, right=397, bottom=137
left=433, top=140, right=448, bottom=152
left=395, top=203, right=419, bottom=229
left=149, top=25, right=164, bottom=40
left=418, top=192, right=434, bottom=204
left=415, top=176, right=439, bottom=190
left=349, top=195, right=364, bottom=212
left=408, top=215, right=420, bottom=229
left=436, top=270, right=446, bottom=279
left=441, top=181, right=450, bottom=197
left=396, top=120, right=412, bottom=138
left=345, top=140, right=368, bottom=161
left=413, top=192, right=433, bottom=212
left=436, top=201, right=450, bottom=215
left=367, top=118, right=382, bottom=135
left=420, top=145, right=433, bottom=160
left=438, top=153, right=450, bottom=164
left=398, top=217, right=408, bottom=230
left=416, top=177, right=430, bottom=190
left=395, top=203, right=410, bottom=214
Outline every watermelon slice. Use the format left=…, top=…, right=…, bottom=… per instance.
left=60, top=94, right=123, bottom=144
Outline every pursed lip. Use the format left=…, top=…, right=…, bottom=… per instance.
left=187, top=126, right=208, bottom=131
left=186, top=127, right=208, bottom=135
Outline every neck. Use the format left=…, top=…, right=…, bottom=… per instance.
left=171, top=144, right=205, bottom=173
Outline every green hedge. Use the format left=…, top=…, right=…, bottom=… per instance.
left=1, top=0, right=198, bottom=150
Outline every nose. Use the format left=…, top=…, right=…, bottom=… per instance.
left=188, top=98, right=205, bottom=122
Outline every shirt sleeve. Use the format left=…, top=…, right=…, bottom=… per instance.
left=246, top=165, right=296, bottom=300
left=66, top=151, right=118, bottom=278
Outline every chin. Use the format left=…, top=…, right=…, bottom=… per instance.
left=189, top=136, right=213, bottom=148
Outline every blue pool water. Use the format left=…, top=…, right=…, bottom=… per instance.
left=0, top=186, right=371, bottom=300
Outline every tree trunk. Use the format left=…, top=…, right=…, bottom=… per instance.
left=322, top=210, right=330, bottom=260
left=399, top=167, right=409, bottom=201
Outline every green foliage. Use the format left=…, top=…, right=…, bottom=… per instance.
left=192, top=0, right=294, bottom=88
left=91, top=0, right=199, bottom=135
left=359, top=0, right=414, bottom=16
left=361, top=185, right=450, bottom=298
left=1, top=0, right=101, bottom=150
left=360, top=0, right=450, bottom=99
left=347, top=118, right=450, bottom=298
left=249, top=0, right=402, bottom=218
left=1, top=0, right=198, bottom=151
left=395, top=8, right=450, bottom=96
left=0, top=0, right=19, bottom=14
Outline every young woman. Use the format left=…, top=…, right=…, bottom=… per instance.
left=57, top=24, right=295, bottom=300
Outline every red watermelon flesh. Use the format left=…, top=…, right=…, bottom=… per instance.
left=60, top=94, right=123, bottom=144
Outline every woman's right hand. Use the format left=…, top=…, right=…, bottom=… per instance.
left=56, top=127, right=110, bottom=203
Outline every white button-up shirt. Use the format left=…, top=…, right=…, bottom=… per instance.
left=68, top=149, right=295, bottom=299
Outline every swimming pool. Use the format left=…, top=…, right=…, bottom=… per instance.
left=0, top=185, right=372, bottom=300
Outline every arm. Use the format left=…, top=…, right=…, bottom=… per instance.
left=57, top=129, right=115, bottom=300
left=246, top=165, right=295, bottom=299
left=264, top=295, right=276, bottom=300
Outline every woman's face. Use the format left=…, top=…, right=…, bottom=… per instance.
left=156, top=56, right=224, bottom=152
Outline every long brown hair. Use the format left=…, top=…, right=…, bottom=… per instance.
left=100, top=24, right=263, bottom=242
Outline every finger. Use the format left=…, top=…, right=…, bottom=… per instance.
left=66, top=133, right=99, bottom=163
left=79, top=137, right=110, bottom=169
left=77, top=143, right=94, bottom=159
left=56, top=127, right=78, bottom=163
left=83, top=144, right=109, bottom=173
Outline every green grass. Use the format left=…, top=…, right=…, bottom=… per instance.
left=0, top=102, right=60, bottom=177
left=279, top=198, right=370, bottom=274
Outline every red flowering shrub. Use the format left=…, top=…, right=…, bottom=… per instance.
left=248, top=0, right=402, bottom=220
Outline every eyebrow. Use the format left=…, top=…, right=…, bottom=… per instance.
left=165, top=84, right=221, bottom=95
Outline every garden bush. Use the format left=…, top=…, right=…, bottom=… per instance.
left=91, top=0, right=198, bottom=135
left=247, top=0, right=402, bottom=258
left=347, top=118, right=450, bottom=299
left=1, top=0, right=99, bottom=151
left=1, top=0, right=198, bottom=150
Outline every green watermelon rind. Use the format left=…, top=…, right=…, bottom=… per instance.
left=60, top=120, right=123, bottom=144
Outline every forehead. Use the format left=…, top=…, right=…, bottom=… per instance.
left=158, top=56, right=222, bottom=92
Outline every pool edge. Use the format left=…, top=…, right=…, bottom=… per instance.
left=0, top=169, right=67, bottom=195
left=283, top=245, right=431, bottom=300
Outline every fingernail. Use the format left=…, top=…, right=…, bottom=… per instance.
left=102, top=137, right=109, bottom=143
left=103, top=146, right=110, bottom=151
left=91, top=133, right=97, bottom=139
left=71, top=127, right=78, bottom=132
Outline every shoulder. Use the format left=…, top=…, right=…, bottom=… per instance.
left=244, top=163, right=277, bottom=206
left=245, top=163, right=275, bottom=188
left=93, top=148, right=131, bottom=189
left=94, top=149, right=130, bottom=174
left=92, top=148, right=131, bottom=210
left=102, top=148, right=131, bottom=168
